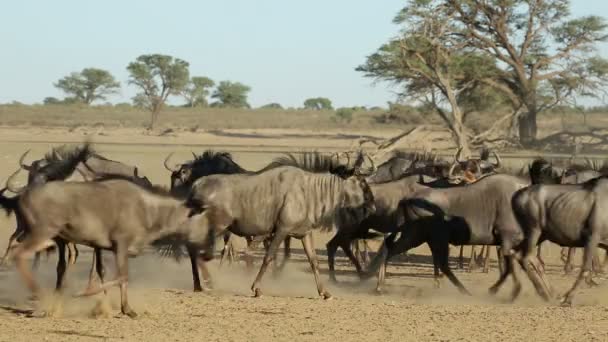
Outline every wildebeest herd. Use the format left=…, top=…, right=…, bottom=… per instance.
left=0, top=142, right=607, bottom=318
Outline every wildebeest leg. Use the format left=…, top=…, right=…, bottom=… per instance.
left=564, top=248, right=576, bottom=275
left=219, top=231, right=232, bottom=268
left=92, top=248, right=106, bottom=295
left=496, top=247, right=504, bottom=275
left=536, top=242, right=545, bottom=268
left=244, top=236, right=256, bottom=270
left=114, top=246, right=136, bottom=318
left=431, top=242, right=471, bottom=295
left=276, top=236, right=291, bottom=272
left=187, top=244, right=204, bottom=292
left=12, top=235, right=57, bottom=300
left=251, top=232, right=287, bottom=298
left=54, top=238, right=68, bottom=292
left=301, top=232, right=332, bottom=300
left=561, top=237, right=599, bottom=306
left=67, top=243, right=78, bottom=266
left=482, top=245, right=492, bottom=273
left=488, top=250, right=512, bottom=296
left=32, top=251, right=41, bottom=270
left=467, top=246, right=478, bottom=272
left=458, top=246, right=464, bottom=269
left=327, top=231, right=363, bottom=283
left=85, top=249, right=100, bottom=292
left=0, top=229, right=21, bottom=266
left=376, top=230, right=425, bottom=293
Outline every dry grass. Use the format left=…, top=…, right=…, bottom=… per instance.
left=0, top=103, right=391, bottom=130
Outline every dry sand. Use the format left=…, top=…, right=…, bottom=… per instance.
left=0, top=127, right=607, bottom=342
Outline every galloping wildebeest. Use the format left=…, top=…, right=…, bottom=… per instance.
left=511, top=175, right=608, bottom=305
left=0, top=175, right=215, bottom=318
left=367, top=173, right=533, bottom=298
left=527, top=157, right=607, bottom=274
left=326, top=150, right=476, bottom=282
left=183, top=165, right=376, bottom=299
left=164, top=150, right=365, bottom=291
left=3, top=143, right=152, bottom=292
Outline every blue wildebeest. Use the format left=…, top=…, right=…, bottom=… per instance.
left=366, top=173, right=534, bottom=298
left=183, top=164, right=376, bottom=299
left=326, top=150, right=476, bottom=283
left=511, top=175, right=608, bottom=305
left=0, top=175, right=215, bottom=318
left=3, top=143, right=152, bottom=291
left=527, top=157, right=608, bottom=274
left=164, top=150, right=366, bottom=291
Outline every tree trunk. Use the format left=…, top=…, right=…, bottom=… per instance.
left=149, top=105, right=161, bottom=130
left=452, top=121, right=471, bottom=157
left=518, top=109, right=537, bottom=147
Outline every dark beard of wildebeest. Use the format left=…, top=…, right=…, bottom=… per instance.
left=0, top=175, right=214, bottom=318
left=527, top=157, right=608, bottom=275
left=163, top=150, right=370, bottom=292
left=326, top=150, right=476, bottom=283
left=177, top=164, right=375, bottom=299
left=3, top=143, right=153, bottom=294
left=365, top=173, right=533, bottom=299
left=511, top=175, right=608, bottom=306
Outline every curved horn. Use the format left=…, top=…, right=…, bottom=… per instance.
left=365, top=152, right=376, bottom=172
left=191, top=152, right=197, bottom=160
left=163, top=153, right=179, bottom=172
left=5, top=167, right=25, bottom=194
left=492, top=151, right=502, bottom=168
left=448, top=162, right=458, bottom=178
left=18, top=150, right=33, bottom=171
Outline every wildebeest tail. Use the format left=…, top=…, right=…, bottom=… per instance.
left=152, top=235, right=188, bottom=262
left=0, top=188, right=18, bottom=216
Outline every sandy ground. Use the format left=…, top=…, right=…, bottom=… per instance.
left=0, top=127, right=607, bottom=342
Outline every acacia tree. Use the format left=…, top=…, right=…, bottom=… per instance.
left=211, top=81, right=251, bottom=108
left=446, top=0, right=608, bottom=146
left=182, top=76, right=215, bottom=107
left=54, top=68, right=120, bottom=104
left=358, top=1, right=498, bottom=155
left=127, top=54, right=190, bottom=129
left=303, top=97, right=333, bottom=110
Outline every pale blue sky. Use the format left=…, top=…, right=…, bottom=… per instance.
left=1, top=0, right=606, bottom=108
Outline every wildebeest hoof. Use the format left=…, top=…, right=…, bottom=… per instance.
left=123, top=309, right=138, bottom=319
left=321, top=292, right=333, bottom=300
left=559, top=296, right=573, bottom=307
left=373, top=288, right=384, bottom=296
left=253, top=288, right=263, bottom=298
left=27, top=309, right=48, bottom=318
left=488, top=286, right=498, bottom=296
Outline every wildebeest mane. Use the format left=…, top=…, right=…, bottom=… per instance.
left=38, top=142, right=93, bottom=182
left=190, top=150, right=247, bottom=174
left=264, top=151, right=351, bottom=176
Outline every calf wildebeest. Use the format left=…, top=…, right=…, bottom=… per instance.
left=183, top=165, right=376, bottom=299
left=367, top=173, right=533, bottom=298
left=0, top=176, right=214, bottom=318
left=511, top=175, right=608, bottom=305
left=3, top=143, right=152, bottom=292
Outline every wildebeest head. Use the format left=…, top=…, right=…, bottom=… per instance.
left=165, top=151, right=246, bottom=193
left=528, top=158, right=563, bottom=184
left=341, top=173, right=376, bottom=215
left=451, top=147, right=501, bottom=182
left=366, top=151, right=446, bottom=184
left=6, top=143, right=93, bottom=193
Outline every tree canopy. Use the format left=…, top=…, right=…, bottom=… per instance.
left=211, top=81, right=251, bottom=108
left=359, top=0, right=608, bottom=149
left=127, top=54, right=190, bottom=129
left=182, top=76, right=215, bottom=107
left=54, top=68, right=120, bottom=105
left=303, top=97, right=333, bottom=110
